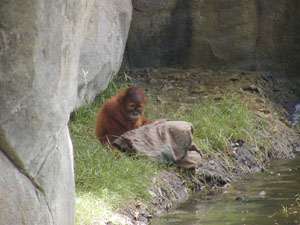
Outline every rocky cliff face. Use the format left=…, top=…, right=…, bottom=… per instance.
left=125, top=0, right=300, bottom=77
left=0, top=0, right=132, bottom=223
left=76, top=0, right=132, bottom=107
left=0, top=1, right=93, bottom=224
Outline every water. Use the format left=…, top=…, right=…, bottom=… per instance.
left=151, top=155, right=300, bottom=225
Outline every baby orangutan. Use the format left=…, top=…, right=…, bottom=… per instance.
left=95, top=86, right=149, bottom=145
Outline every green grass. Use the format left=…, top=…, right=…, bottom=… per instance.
left=70, top=79, right=260, bottom=224
left=281, top=194, right=300, bottom=217
left=72, top=135, right=157, bottom=203
left=167, top=95, right=256, bottom=154
left=69, top=81, right=159, bottom=224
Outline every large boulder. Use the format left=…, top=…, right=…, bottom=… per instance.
left=0, top=1, right=93, bottom=224
left=76, top=0, right=132, bottom=107
left=125, top=0, right=300, bottom=76
left=255, top=0, right=300, bottom=76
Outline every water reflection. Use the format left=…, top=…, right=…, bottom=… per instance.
left=151, top=155, right=300, bottom=225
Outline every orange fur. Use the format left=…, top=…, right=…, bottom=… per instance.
left=95, top=87, right=148, bottom=145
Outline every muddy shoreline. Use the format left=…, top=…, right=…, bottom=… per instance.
left=110, top=69, right=300, bottom=224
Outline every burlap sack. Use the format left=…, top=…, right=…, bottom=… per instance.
left=113, top=120, right=202, bottom=168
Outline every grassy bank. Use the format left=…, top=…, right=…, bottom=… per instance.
left=70, top=82, right=160, bottom=224
left=69, top=78, right=263, bottom=224
left=167, top=95, right=256, bottom=154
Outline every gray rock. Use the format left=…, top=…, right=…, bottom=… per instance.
left=0, top=1, right=93, bottom=224
left=125, top=0, right=300, bottom=77
left=76, top=0, right=132, bottom=107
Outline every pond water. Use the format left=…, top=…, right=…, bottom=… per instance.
left=151, top=154, right=300, bottom=225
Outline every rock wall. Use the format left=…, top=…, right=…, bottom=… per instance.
left=125, top=0, right=300, bottom=76
left=0, top=0, right=93, bottom=224
left=76, top=0, right=132, bottom=107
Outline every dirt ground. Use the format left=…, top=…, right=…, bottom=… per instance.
left=110, top=69, right=300, bottom=224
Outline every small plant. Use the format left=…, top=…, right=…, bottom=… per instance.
left=282, top=205, right=289, bottom=217
left=296, top=194, right=300, bottom=207
left=280, top=194, right=300, bottom=219
left=123, top=72, right=135, bottom=83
